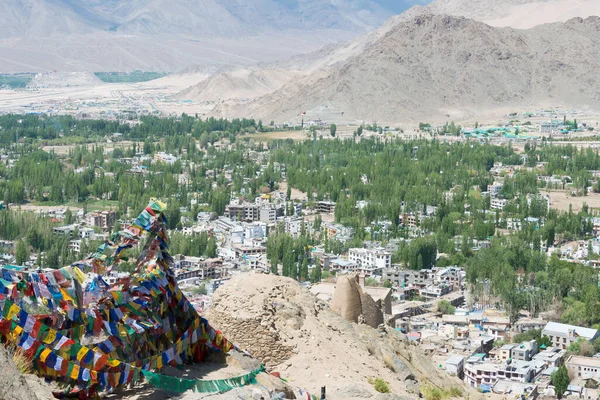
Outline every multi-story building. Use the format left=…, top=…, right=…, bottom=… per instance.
left=419, top=283, right=453, bottom=299
left=511, top=340, right=539, bottom=362
left=232, top=244, right=266, bottom=260
left=542, top=322, right=600, bottom=350
left=174, top=256, right=223, bottom=280
left=316, top=201, right=336, bottom=215
left=226, top=204, right=260, bottom=222
left=259, top=204, right=284, bottom=223
left=566, top=355, right=600, bottom=381
left=490, top=198, right=508, bottom=211
left=434, top=267, right=465, bottom=287
left=348, top=247, right=391, bottom=274
left=464, top=360, right=535, bottom=388
left=532, top=347, right=565, bottom=368
left=487, top=182, right=503, bottom=198
left=85, top=211, right=116, bottom=230
left=489, top=344, right=517, bottom=362
left=446, top=355, right=465, bottom=379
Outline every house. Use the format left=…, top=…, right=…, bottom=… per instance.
left=446, top=354, right=465, bottom=379
left=492, top=380, right=538, bottom=399
left=514, top=317, right=546, bottom=333
left=153, top=152, right=177, bottom=165
left=532, top=347, right=566, bottom=368
left=566, top=355, right=600, bottom=381
left=511, top=340, right=539, bottom=362
left=542, top=322, right=600, bottom=350
left=434, top=267, right=465, bottom=287
left=489, top=344, right=518, bottom=361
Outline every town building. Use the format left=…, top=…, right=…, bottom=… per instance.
left=491, top=380, right=538, bottom=399
left=490, top=198, right=508, bottom=211
left=225, top=203, right=260, bottom=222
left=511, top=340, right=539, bottom=362
left=85, top=211, right=116, bottom=230
left=464, top=360, right=535, bottom=388
left=348, top=248, right=391, bottom=273
left=542, top=322, right=600, bottom=350
left=446, top=354, right=465, bottom=379
left=487, top=182, right=503, bottom=198
left=174, top=256, right=223, bottom=281
left=532, top=347, right=565, bottom=368
left=566, top=355, right=600, bottom=381
left=316, top=201, right=336, bottom=215
left=153, top=152, right=178, bottom=165
left=259, top=204, right=284, bottom=223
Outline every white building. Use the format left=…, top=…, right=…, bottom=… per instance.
left=491, top=198, right=508, bottom=211
left=487, top=183, right=503, bottom=198
left=446, top=354, right=465, bottom=378
left=348, top=247, right=391, bottom=274
left=542, top=322, right=600, bottom=350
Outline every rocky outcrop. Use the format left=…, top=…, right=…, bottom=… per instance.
left=0, top=346, right=54, bottom=400
left=208, top=273, right=481, bottom=400
left=331, top=274, right=384, bottom=328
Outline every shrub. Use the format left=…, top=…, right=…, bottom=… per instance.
left=368, top=377, right=390, bottom=393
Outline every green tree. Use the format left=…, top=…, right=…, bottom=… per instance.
left=15, top=240, right=29, bottom=265
left=437, top=300, right=456, bottom=315
left=330, top=124, right=337, bottom=138
left=357, top=125, right=363, bottom=136
left=64, top=208, right=73, bottom=224
left=310, top=259, right=322, bottom=283
left=300, top=258, right=309, bottom=281
left=551, top=366, right=570, bottom=399
left=206, top=236, right=218, bottom=258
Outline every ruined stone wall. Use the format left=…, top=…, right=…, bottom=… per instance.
left=209, top=313, right=294, bottom=367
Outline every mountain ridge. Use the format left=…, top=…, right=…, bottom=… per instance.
left=208, top=14, right=600, bottom=123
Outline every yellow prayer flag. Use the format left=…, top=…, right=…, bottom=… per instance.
left=40, top=348, right=52, bottom=363
left=107, top=359, right=120, bottom=367
left=43, top=329, right=57, bottom=344
left=60, top=289, right=73, bottom=302
left=156, top=356, right=163, bottom=369
left=70, top=364, right=80, bottom=380
left=6, top=303, right=20, bottom=320
left=73, top=267, right=86, bottom=284
left=77, top=347, right=88, bottom=362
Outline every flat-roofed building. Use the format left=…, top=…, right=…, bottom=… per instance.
left=542, top=322, right=600, bottom=350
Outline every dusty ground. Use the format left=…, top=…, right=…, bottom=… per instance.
left=541, top=190, right=600, bottom=212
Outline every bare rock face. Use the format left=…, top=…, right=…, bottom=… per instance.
left=0, top=346, right=54, bottom=400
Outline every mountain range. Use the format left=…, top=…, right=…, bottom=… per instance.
left=0, top=0, right=429, bottom=72
left=201, top=12, right=600, bottom=123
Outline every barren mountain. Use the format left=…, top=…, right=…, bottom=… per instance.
left=176, top=68, right=304, bottom=103
left=0, top=0, right=427, bottom=72
left=210, top=14, right=600, bottom=123
left=405, top=0, right=600, bottom=29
